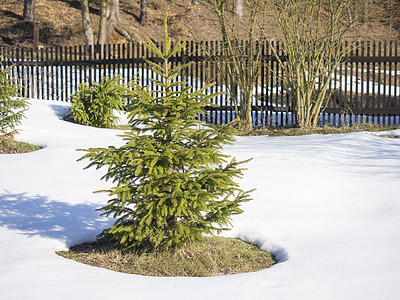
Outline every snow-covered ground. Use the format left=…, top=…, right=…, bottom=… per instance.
left=1, top=99, right=400, bottom=300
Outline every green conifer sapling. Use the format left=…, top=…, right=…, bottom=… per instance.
left=79, top=16, right=254, bottom=251
left=0, top=65, right=28, bottom=140
left=70, top=75, right=126, bottom=128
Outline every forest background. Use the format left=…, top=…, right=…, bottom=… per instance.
left=0, top=0, right=399, bottom=49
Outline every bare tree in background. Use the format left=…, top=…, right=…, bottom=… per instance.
left=23, top=0, right=35, bottom=22
left=109, top=0, right=120, bottom=22
left=191, top=0, right=199, bottom=16
left=80, top=0, right=95, bottom=48
left=140, top=0, right=148, bottom=27
left=235, top=0, right=244, bottom=20
left=199, top=0, right=266, bottom=132
left=363, top=0, right=370, bottom=23
left=98, top=0, right=109, bottom=45
left=80, top=0, right=123, bottom=48
left=267, top=0, right=354, bottom=128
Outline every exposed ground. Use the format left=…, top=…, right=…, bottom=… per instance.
left=0, top=0, right=398, bottom=48
left=0, top=138, right=41, bottom=154
left=56, top=237, right=276, bottom=277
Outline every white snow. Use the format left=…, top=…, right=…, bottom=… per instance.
left=1, top=99, right=400, bottom=300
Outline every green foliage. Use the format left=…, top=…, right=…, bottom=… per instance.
left=0, top=65, right=29, bottom=140
left=70, top=75, right=126, bottom=128
left=79, top=16, right=253, bottom=251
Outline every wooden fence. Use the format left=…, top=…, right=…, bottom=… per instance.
left=1, top=40, right=400, bottom=127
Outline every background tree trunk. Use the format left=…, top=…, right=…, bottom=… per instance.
left=23, top=0, right=35, bottom=22
left=98, top=0, right=109, bottom=45
left=235, top=0, right=244, bottom=20
left=80, top=0, right=94, bottom=49
left=363, top=0, right=369, bottom=23
left=109, top=0, right=120, bottom=22
left=191, top=0, right=199, bottom=16
left=140, top=0, right=148, bottom=27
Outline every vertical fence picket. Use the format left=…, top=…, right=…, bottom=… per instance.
left=50, top=47, right=54, bottom=100
left=198, top=42, right=203, bottom=120
left=395, top=41, right=399, bottom=124
left=78, top=45, right=82, bottom=88
left=388, top=41, right=392, bottom=124
left=121, top=43, right=125, bottom=84
left=126, top=43, right=131, bottom=84
left=276, top=41, right=281, bottom=127
left=62, top=47, right=67, bottom=101
left=19, top=48, right=24, bottom=97
left=253, top=41, right=259, bottom=127
left=200, top=41, right=206, bottom=122
left=268, top=41, right=274, bottom=126
left=360, top=41, right=365, bottom=122
left=377, top=42, right=382, bottom=124
left=209, top=40, right=214, bottom=123
left=212, top=39, right=216, bottom=123
left=145, top=41, right=149, bottom=88
left=159, top=41, right=164, bottom=99
left=20, top=48, right=26, bottom=97
left=87, top=45, right=92, bottom=86
left=259, top=41, right=265, bottom=126
left=26, top=48, right=30, bottom=99
left=9, top=48, right=14, bottom=88
left=349, top=41, right=354, bottom=125
left=138, top=42, right=143, bottom=88
left=188, top=40, right=194, bottom=103
left=365, top=42, right=370, bottom=124
left=111, top=43, right=114, bottom=77
left=371, top=42, right=377, bottom=123
left=218, top=40, right=223, bottom=125
left=44, top=47, right=48, bottom=100
left=356, top=41, right=361, bottom=124
left=344, top=41, right=349, bottom=125
left=63, top=46, right=67, bottom=100
left=383, top=42, right=388, bottom=124
left=64, top=46, right=73, bottom=100
left=72, top=46, right=76, bottom=96
left=117, top=43, right=121, bottom=80
left=55, top=46, right=59, bottom=101
left=37, top=47, right=41, bottom=99
left=15, top=48, right=21, bottom=97
left=27, top=48, right=32, bottom=99
left=35, top=48, right=40, bottom=99
left=131, top=42, right=136, bottom=90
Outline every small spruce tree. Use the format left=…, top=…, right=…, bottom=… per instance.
left=70, top=75, right=126, bottom=128
left=0, top=65, right=29, bottom=140
left=79, top=16, right=253, bottom=251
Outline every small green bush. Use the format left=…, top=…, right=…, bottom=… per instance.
left=70, top=75, right=126, bottom=128
left=0, top=65, right=29, bottom=140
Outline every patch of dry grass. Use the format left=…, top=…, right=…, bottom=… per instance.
left=0, top=138, right=41, bottom=154
left=230, top=124, right=400, bottom=137
left=112, top=124, right=131, bottom=130
left=56, top=237, right=276, bottom=277
left=379, top=134, right=400, bottom=138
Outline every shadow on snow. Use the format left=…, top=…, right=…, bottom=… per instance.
left=0, top=190, right=112, bottom=247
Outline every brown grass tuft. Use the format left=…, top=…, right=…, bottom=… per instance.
left=229, top=123, right=400, bottom=137
left=56, top=237, right=276, bottom=277
left=0, top=138, right=41, bottom=154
